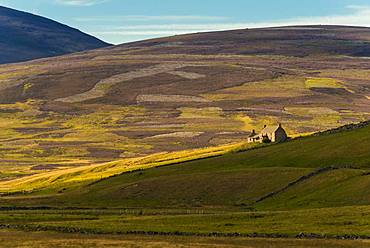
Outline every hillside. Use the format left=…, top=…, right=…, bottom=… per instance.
left=0, top=122, right=370, bottom=242
left=0, top=6, right=110, bottom=64
left=0, top=25, right=370, bottom=178
left=1, top=121, right=369, bottom=210
left=122, top=25, right=370, bottom=57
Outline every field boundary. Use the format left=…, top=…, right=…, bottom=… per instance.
left=0, top=224, right=369, bottom=240
left=254, top=166, right=338, bottom=204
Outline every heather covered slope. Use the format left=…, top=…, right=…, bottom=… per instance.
left=0, top=6, right=110, bottom=64
left=0, top=25, right=370, bottom=177
left=120, top=25, right=370, bottom=57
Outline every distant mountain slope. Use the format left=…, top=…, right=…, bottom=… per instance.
left=0, top=6, right=110, bottom=64
left=121, top=25, right=370, bottom=57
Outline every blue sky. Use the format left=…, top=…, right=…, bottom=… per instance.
left=1, top=0, right=370, bottom=44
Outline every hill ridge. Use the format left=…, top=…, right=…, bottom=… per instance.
left=0, top=5, right=110, bottom=64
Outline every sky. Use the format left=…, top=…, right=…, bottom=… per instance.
left=0, top=0, right=370, bottom=44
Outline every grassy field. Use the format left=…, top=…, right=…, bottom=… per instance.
left=0, top=206, right=370, bottom=240
left=1, top=230, right=369, bottom=248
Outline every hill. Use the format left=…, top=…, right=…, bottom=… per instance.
left=0, top=122, right=370, bottom=242
left=122, top=25, right=370, bottom=57
left=0, top=6, right=110, bottom=64
left=0, top=25, right=369, bottom=179
left=1, top=121, right=369, bottom=210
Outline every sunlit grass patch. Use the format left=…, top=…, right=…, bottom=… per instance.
left=22, top=83, right=33, bottom=94
left=283, top=106, right=341, bottom=132
left=233, top=106, right=345, bottom=136
left=0, top=101, right=48, bottom=139
left=339, top=110, right=370, bottom=124
left=0, top=165, right=35, bottom=181
left=305, top=78, right=343, bottom=89
left=234, top=115, right=282, bottom=133
left=0, top=142, right=249, bottom=193
left=202, top=76, right=309, bottom=101
left=282, top=107, right=370, bottom=132
left=234, top=114, right=296, bottom=134
left=234, top=115, right=255, bottom=131
left=63, top=105, right=146, bottom=130
left=305, top=77, right=355, bottom=93
left=0, top=127, right=22, bottom=139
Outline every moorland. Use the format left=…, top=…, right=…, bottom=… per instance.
left=0, top=24, right=370, bottom=247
